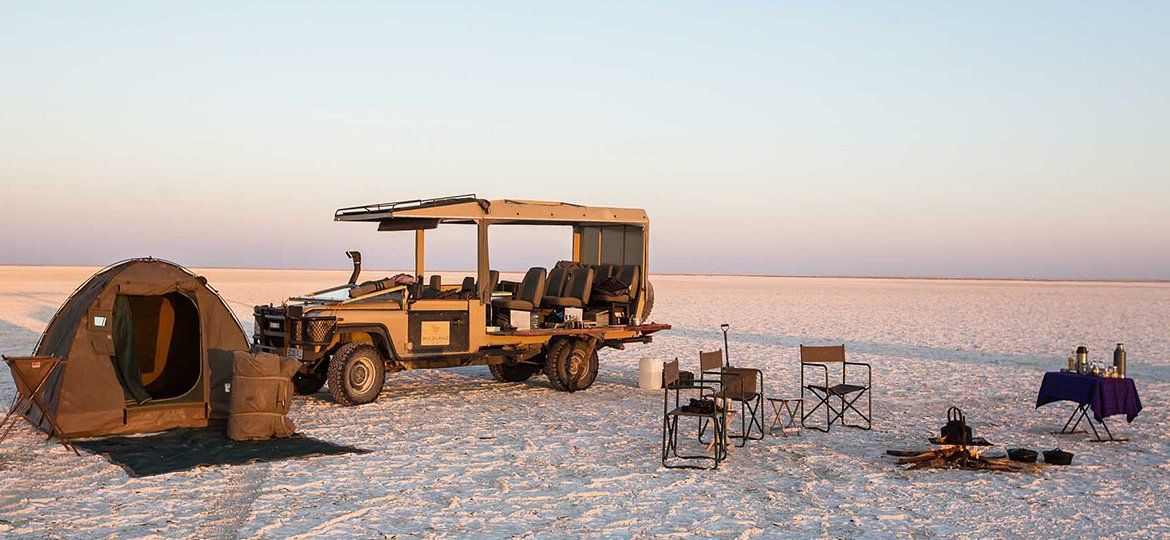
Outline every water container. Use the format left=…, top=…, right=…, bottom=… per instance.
left=638, top=357, right=663, bottom=390
left=1114, top=343, right=1126, bottom=378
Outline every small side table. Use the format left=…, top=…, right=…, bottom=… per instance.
left=767, top=397, right=802, bottom=437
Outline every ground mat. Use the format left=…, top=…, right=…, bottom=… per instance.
left=74, top=428, right=369, bottom=477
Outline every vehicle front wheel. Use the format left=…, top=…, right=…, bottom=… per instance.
left=292, top=369, right=327, bottom=395
left=489, top=361, right=541, bottom=382
left=327, top=342, right=386, bottom=406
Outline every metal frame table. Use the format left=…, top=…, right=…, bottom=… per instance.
left=1036, top=371, right=1140, bottom=443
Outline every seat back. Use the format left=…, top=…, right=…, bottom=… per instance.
left=429, top=275, right=442, bottom=291
left=545, top=267, right=569, bottom=298
left=515, top=267, right=547, bottom=306
left=616, top=265, right=640, bottom=289
left=459, top=276, right=476, bottom=293
left=595, top=264, right=615, bottom=281
left=564, top=267, right=595, bottom=304
left=699, top=350, right=723, bottom=371
left=721, top=367, right=758, bottom=399
left=663, top=359, right=680, bottom=388
left=801, top=345, right=846, bottom=363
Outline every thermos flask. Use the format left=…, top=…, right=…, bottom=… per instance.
left=1076, top=346, right=1088, bottom=372
left=1113, top=343, right=1126, bottom=378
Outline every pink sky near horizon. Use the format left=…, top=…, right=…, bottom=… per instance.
left=2, top=4, right=1168, bottom=280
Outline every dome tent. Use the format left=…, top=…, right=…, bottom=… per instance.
left=26, top=258, right=249, bottom=438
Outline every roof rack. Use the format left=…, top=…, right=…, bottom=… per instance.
left=335, top=194, right=485, bottom=221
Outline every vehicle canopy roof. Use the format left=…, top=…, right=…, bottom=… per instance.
left=334, top=194, right=648, bottom=231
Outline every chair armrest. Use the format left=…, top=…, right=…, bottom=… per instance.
left=801, top=362, right=829, bottom=375
left=843, top=361, right=872, bottom=386
left=844, top=361, right=871, bottom=375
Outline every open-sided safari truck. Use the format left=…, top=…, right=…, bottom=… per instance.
left=253, top=195, right=668, bottom=405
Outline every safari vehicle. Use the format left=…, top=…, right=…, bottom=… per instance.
left=253, top=195, right=667, bottom=405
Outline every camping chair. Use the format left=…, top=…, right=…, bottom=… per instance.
left=662, top=359, right=726, bottom=470
left=1, top=356, right=79, bottom=455
left=800, top=345, right=871, bottom=432
left=697, top=350, right=765, bottom=447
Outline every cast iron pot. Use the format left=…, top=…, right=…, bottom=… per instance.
left=1008, top=448, right=1038, bottom=463
left=1043, top=448, right=1074, bottom=465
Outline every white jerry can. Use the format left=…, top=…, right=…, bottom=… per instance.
left=638, top=357, right=663, bottom=390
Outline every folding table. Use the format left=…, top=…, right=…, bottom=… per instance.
left=1035, top=371, right=1141, bottom=443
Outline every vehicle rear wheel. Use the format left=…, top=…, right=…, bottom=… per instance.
left=562, top=339, right=599, bottom=392
left=327, top=342, right=385, bottom=406
left=292, top=369, right=327, bottom=395
left=546, top=338, right=599, bottom=392
left=543, top=338, right=573, bottom=391
left=489, top=361, right=541, bottom=382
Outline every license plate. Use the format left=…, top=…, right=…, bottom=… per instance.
left=288, top=347, right=303, bottom=361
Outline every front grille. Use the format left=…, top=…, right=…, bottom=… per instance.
left=252, top=305, right=335, bottom=351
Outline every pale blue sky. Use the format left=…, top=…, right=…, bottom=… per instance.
left=2, top=2, right=1168, bottom=279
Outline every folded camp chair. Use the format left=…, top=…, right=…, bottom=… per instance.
left=662, top=359, right=726, bottom=470
left=697, top=350, right=765, bottom=447
left=800, top=345, right=871, bottom=432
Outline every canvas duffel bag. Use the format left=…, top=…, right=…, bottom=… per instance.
left=227, top=350, right=300, bottom=441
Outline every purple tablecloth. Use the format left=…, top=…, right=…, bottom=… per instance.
left=1036, top=372, right=1142, bottom=422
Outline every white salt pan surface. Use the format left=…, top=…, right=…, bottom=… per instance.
left=1, top=266, right=1167, bottom=538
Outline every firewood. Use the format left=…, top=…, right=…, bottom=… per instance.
left=888, top=446, right=1039, bottom=473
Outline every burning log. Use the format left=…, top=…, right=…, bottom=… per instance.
left=886, top=446, right=1041, bottom=473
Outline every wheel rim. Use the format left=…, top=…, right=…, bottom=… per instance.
left=349, top=356, right=377, bottom=394
left=568, top=352, right=584, bottom=382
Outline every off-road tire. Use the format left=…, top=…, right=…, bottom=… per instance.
left=489, top=361, right=542, bottom=382
left=546, top=338, right=599, bottom=392
left=543, top=338, right=573, bottom=391
left=560, top=339, right=599, bottom=392
left=327, top=342, right=385, bottom=406
left=640, top=281, right=655, bottom=319
left=292, top=369, right=327, bottom=395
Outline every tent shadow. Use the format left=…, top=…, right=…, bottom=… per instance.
left=74, top=428, right=368, bottom=477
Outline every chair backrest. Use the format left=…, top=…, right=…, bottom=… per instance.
left=545, top=267, right=568, bottom=298
left=516, top=267, right=548, bottom=305
left=486, top=270, right=500, bottom=293
left=429, top=274, right=442, bottom=291
left=663, top=359, right=680, bottom=388
left=801, top=345, right=846, bottom=363
left=699, top=350, right=723, bottom=371
left=596, top=263, right=615, bottom=281
left=721, top=367, right=758, bottom=398
left=564, top=267, right=595, bottom=303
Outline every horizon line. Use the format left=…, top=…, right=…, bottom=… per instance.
left=1, top=263, right=1166, bottom=285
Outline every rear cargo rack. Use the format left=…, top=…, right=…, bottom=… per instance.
left=335, top=194, right=486, bottom=222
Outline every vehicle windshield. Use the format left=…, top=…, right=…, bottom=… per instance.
left=295, top=287, right=351, bottom=303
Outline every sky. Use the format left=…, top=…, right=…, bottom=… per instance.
left=1, top=2, right=1168, bottom=280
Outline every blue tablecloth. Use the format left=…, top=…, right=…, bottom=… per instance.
left=1036, top=372, right=1142, bottom=422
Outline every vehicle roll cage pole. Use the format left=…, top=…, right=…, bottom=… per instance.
left=477, top=220, right=490, bottom=303
left=414, top=229, right=425, bottom=280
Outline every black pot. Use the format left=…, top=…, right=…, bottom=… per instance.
left=1008, top=448, right=1038, bottom=463
left=1043, top=448, right=1074, bottom=465
left=940, top=406, right=973, bottom=444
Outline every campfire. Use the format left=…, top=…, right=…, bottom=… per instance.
left=886, top=406, right=1041, bottom=473
left=887, top=446, right=1040, bottom=473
